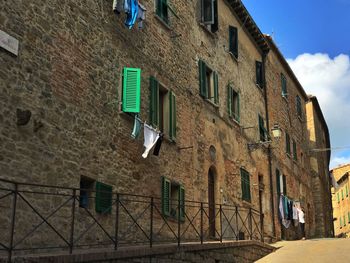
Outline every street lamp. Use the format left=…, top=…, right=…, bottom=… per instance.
left=247, top=124, right=282, bottom=151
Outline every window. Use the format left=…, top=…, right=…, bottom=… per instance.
left=240, top=168, right=251, bottom=202
left=199, top=60, right=219, bottom=105
left=95, top=182, right=113, bottom=214
left=346, top=185, right=349, bottom=197
left=344, top=215, right=346, bottom=227
left=337, top=192, right=340, bottom=203
left=276, top=169, right=281, bottom=195
left=282, top=174, right=287, bottom=195
left=201, top=0, right=218, bottom=33
left=150, top=77, right=176, bottom=140
left=161, top=177, right=185, bottom=221
left=285, top=132, right=291, bottom=155
left=227, top=85, right=240, bottom=122
left=79, top=176, right=94, bottom=209
left=156, top=0, right=169, bottom=24
left=293, top=140, right=297, bottom=161
left=122, top=67, right=141, bottom=113
left=296, top=95, right=302, bottom=118
left=258, top=114, right=267, bottom=142
left=281, top=73, right=287, bottom=98
left=340, top=217, right=342, bottom=228
left=348, top=212, right=350, bottom=223
left=342, top=189, right=344, bottom=200
left=256, top=61, right=263, bottom=88
left=229, top=26, right=238, bottom=58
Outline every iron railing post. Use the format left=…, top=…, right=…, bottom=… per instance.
left=150, top=197, right=153, bottom=248
left=219, top=204, right=223, bottom=242
left=115, top=194, right=120, bottom=250
left=177, top=198, right=181, bottom=247
left=8, top=183, right=18, bottom=263
left=69, top=189, right=76, bottom=254
left=235, top=206, right=239, bottom=240
left=249, top=208, right=253, bottom=240
left=200, top=202, right=203, bottom=244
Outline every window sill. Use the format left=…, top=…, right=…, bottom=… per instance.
left=282, top=95, right=289, bottom=103
left=229, top=52, right=239, bottom=63
left=199, top=22, right=218, bottom=39
left=241, top=200, right=252, bottom=207
left=297, top=115, right=303, bottom=122
left=154, top=14, right=172, bottom=31
left=204, top=98, right=219, bottom=108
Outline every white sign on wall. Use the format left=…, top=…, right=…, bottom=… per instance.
left=0, top=30, right=19, bottom=56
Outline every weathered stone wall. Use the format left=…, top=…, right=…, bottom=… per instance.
left=265, top=41, right=316, bottom=240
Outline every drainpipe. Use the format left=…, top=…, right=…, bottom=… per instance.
left=262, top=51, right=276, bottom=239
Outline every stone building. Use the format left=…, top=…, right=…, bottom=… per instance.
left=331, top=164, right=350, bottom=237
left=264, top=36, right=317, bottom=240
left=306, top=96, right=333, bottom=237
left=0, top=0, right=332, bottom=259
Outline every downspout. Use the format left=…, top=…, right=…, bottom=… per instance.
left=262, top=51, right=276, bottom=239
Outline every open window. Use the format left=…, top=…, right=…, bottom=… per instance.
left=256, top=61, right=263, bottom=88
left=162, top=177, right=185, bottom=221
left=229, top=26, right=238, bottom=59
left=258, top=114, right=267, bottom=142
left=227, top=85, right=240, bottom=122
left=95, top=182, right=113, bottom=214
left=149, top=77, right=176, bottom=141
left=199, top=60, right=219, bottom=105
left=281, top=73, right=288, bottom=98
left=201, top=0, right=218, bottom=33
left=240, top=168, right=251, bottom=202
left=79, top=176, right=95, bottom=209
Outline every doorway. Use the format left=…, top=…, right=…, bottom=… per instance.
left=208, top=167, right=216, bottom=238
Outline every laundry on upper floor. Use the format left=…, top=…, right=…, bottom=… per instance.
left=142, top=123, right=160, bottom=158
left=113, top=0, right=147, bottom=29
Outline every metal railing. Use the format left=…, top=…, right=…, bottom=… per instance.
left=0, top=178, right=264, bottom=262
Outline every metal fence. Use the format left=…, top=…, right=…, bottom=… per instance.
left=0, top=178, right=264, bottom=262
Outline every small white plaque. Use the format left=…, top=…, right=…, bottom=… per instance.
left=0, top=30, right=19, bottom=56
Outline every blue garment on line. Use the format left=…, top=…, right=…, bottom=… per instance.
left=125, top=0, right=139, bottom=29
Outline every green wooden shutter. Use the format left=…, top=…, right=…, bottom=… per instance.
left=179, top=186, right=185, bottom=221
left=213, top=71, right=219, bottom=104
left=256, top=61, right=263, bottom=87
left=122, top=67, right=141, bottom=113
left=346, top=185, right=348, bottom=197
left=258, top=114, right=266, bottom=142
left=340, top=217, right=342, bottom=227
left=227, top=85, right=232, bottom=117
left=169, top=91, right=176, bottom=141
left=342, top=189, right=344, bottom=200
left=344, top=215, right=346, bottom=226
left=156, top=0, right=168, bottom=23
left=276, top=169, right=281, bottom=195
left=348, top=212, right=350, bottom=223
left=293, top=140, right=297, bottom=160
left=229, top=26, right=238, bottom=58
left=286, top=133, right=290, bottom=154
left=162, top=177, right=171, bottom=216
left=236, top=92, right=240, bottom=122
left=95, top=182, right=113, bottom=214
left=149, top=76, right=159, bottom=127
left=337, top=192, right=340, bottom=203
left=199, top=60, right=207, bottom=98
left=211, top=0, right=218, bottom=33
left=281, top=73, right=287, bottom=97
left=282, top=175, right=287, bottom=195
left=241, top=169, right=250, bottom=202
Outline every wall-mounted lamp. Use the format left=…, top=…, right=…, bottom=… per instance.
left=271, top=124, right=282, bottom=139
left=247, top=124, right=282, bottom=151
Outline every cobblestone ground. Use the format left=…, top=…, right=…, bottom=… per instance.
left=257, top=238, right=350, bottom=263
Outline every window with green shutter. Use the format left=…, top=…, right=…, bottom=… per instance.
left=296, top=95, right=302, bottom=118
left=348, top=212, right=350, bottom=223
left=149, top=77, right=176, bottom=140
left=162, top=177, right=171, bottom=216
left=198, top=59, right=219, bottom=105
left=346, top=185, right=348, bottom=197
left=344, top=215, right=346, bottom=226
left=201, top=0, right=218, bottom=33
left=227, top=85, right=240, bottom=122
left=179, top=186, right=185, bottom=221
left=156, top=0, right=169, bottom=24
left=293, top=140, right=297, bottom=161
left=256, top=61, right=263, bottom=88
left=282, top=175, right=287, bottom=195
left=337, top=192, right=340, bottom=203
left=281, top=73, right=287, bottom=98
left=95, top=182, right=113, bottom=214
left=241, top=168, right=251, bottom=202
left=342, top=189, right=344, bottom=200
left=258, top=114, right=267, bottom=142
left=286, top=132, right=291, bottom=155
left=122, top=67, right=141, bottom=113
left=276, top=169, right=281, bottom=195
left=340, top=217, right=342, bottom=228
left=229, top=26, right=238, bottom=59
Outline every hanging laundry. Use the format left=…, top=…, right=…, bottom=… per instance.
left=283, top=196, right=289, bottom=218
left=292, top=203, right=299, bottom=220
left=113, top=0, right=124, bottom=14
left=125, top=0, right=139, bottom=29
left=153, top=133, right=163, bottom=156
left=131, top=115, right=142, bottom=139
left=282, top=219, right=291, bottom=229
left=287, top=200, right=293, bottom=220
left=279, top=195, right=284, bottom=220
left=124, top=0, right=131, bottom=13
left=137, top=3, right=147, bottom=29
left=142, top=124, right=159, bottom=158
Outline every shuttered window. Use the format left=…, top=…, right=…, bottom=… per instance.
left=150, top=76, right=159, bottom=127
left=169, top=91, right=176, bottom=141
left=293, top=140, right=297, bottom=161
left=276, top=169, right=281, bottom=195
left=340, top=217, right=342, bottom=228
left=337, top=192, right=340, bottom=203
left=281, top=73, right=287, bottom=97
left=162, top=177, right=171, bottom=216
left=282, top=175, right=287, bottom=195
left=348, top=212, right=350, bottom=223
left=241, top=168, right=251, bottom=202
left=346, top=185, right=348, bottom=197
left=258, top=114, right=267, bottom=142
left=156, top=0, right=169, bottom=24
left=201, top=0, right=218, bottom=33
left=296, top=95, right=302, bottom=118
left=229, top=26, right=238, bottom=59
left=286, top=133, right=291, bottom=155
left=95, top=182, right=113, bottom=214
left=256, top=61, right=263, bottom=87
left=344, top=215, right=346, bottom=226
left=122, top=67, right=141, bottom=113
left=198, top=60, right=219, bottom=105
left=179, top=186, right=185, bottom=221
left=227, top=85, right=240, bottom=122
left=342, top=189, right=344, bottom=200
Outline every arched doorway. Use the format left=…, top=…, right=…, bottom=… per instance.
left=208, top=166, right=216, bottom=238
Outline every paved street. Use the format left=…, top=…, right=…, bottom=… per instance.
left=256, top=238, right=350, bottom=263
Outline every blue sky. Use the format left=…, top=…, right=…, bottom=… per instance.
left=242, top=0, right=350, bottom=168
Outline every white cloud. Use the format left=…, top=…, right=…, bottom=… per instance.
left=331, top=155, right=350, bottom=169
left=287, top=53, right=350, bottom=169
